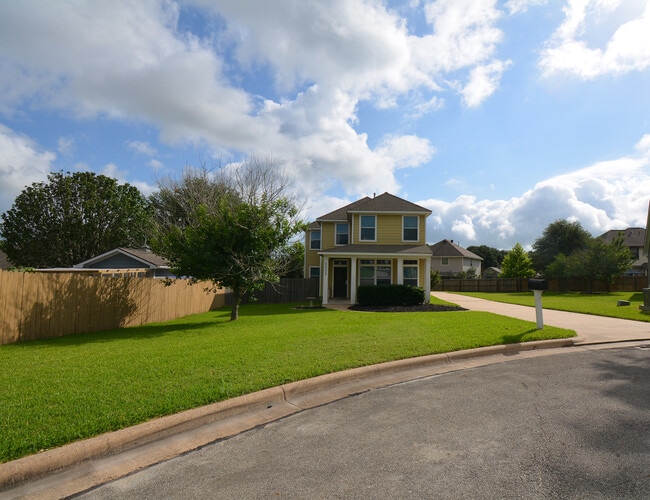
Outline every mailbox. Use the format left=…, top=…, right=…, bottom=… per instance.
left=528, top=279, right=548, bottom=291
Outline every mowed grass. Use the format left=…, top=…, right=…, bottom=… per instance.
left=457, top=291, right=650, bottom=322
left=0, top=301, right=574, bottom=463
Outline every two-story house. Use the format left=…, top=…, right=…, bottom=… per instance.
left=429, top=239, right=483, bottom=278
left=304, top=192, right=433, bottom=305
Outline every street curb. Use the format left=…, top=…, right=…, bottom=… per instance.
left=0, top=338, right=575, bottom=496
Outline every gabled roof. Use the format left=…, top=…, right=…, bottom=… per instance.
left=599, top=227, right=646, bottom=247
left=316, top=192, right=431, bottom=222
left=316, top=197, right=372, bottom=222
left=349, top=192, right=432, bottom=214
left=428, top=239, right=483, bottom=260
left=74, top=247, right=169, bottom=269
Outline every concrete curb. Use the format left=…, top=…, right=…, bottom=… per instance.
left=0, top=338, right=575, bottom=498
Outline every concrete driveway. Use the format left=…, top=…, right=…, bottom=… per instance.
left=76, top=345, right=649, bottom=499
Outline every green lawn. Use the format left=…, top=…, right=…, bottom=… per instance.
left=0, top=302, right=574, bottom=463
left=456, top=291, right=650, bottom=322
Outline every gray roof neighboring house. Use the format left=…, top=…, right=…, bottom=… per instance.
left=74, top=247, right=170, bottom=270
left=599, top=227, right=646, bottom=246
left=428, top=239, right=484, bottom=260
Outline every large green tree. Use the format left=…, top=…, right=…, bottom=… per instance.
left=153, top=160, right=305, bottom=321
left=499, top=243, right=535, bottom=278
left=530, top=219, right=592, bottom=274
left=0, top=171, right=152, bottom=268
left=547, top=233, right=633, bottom=292
left=466, top=245, right=508, bottom=269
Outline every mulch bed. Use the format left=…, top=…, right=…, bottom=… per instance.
left=348, top=304, right=467, bottom=312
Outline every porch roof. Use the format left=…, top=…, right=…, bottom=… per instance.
left=318, top=244, right=433, bottom=257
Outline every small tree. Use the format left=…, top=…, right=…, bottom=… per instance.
left=152, top=159, right=305, bottom=321
left=500, top=243, right=535, bottom=278
left=0, top=171, right=152, bottom=268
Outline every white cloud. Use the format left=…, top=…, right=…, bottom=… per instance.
left=57, top=136, right=75, bottom=157
left=418, top=136, right=650, bottom=249
left=0, top=124, right=55, bottom=213
left=128, top=141, right=158, bottom=157
left=505, top=0, right=548, bottom=15
left=376, top=135, right=436, bottom=169
left=461, top=59, right=512, bottom=107
left=540, top=0, right=650, bottom=79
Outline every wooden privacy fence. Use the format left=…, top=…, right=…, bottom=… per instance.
left=0, top=270, right=228, bottom=345
left=434, top=276, right=648, bottom=293
left=236, top=278, right=321, bottom=304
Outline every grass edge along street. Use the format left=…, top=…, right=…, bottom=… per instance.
left=0, top=298, right=575, bottom=464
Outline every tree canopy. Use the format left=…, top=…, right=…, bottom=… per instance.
left=546, top=233, right=633, bottom=292
left=466, top=245, right=508, bottom=269
left=152, top=159, right=305, bottom=320
left=499, top=243, right=535, bottom=278
left=530, top=219, right=592, bottom=274
left=0, top=171, right=152, bottom=268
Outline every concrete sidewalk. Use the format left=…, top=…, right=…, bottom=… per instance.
left=433, top=291, right=650, bottom=344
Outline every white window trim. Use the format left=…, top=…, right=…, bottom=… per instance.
left=310, top=230, right=321, bottom=250
left=402, top=215, right=419, bottom=242
left=441, top=257, right=449, bottom=266
left=335, top=223, right=349, bottom=246
left=309, top=266, right=320, bottom=279
left=359, top=215, right=377, bottom=242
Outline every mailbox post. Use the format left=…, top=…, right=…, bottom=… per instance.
left=528, top=279, right=548, bottom=329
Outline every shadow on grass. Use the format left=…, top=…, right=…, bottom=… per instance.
left=9, top=311, right=234, bottom=348
left=500, top=328, right=541, bottom=344
left=627, top=292, right=643, bottom=302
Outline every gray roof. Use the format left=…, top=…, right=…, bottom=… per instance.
left=316, top=192, right=431, bottom=222
left=428, top=239, right=484, bottom=260
left=319, top=244, right=433, bottom=256
left=74, top=247, right=169, bottom=269
left=599, top=227, right=646, bottom=247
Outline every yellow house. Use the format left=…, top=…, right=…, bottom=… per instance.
left=304, top=192, right=433, bottom=305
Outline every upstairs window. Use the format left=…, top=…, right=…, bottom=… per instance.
left=335, top=223, right=349, bottom=245
left=360, top=215, right=376, bottom=241
left=403, top=216, right=418, bottom=241
left=310, top=230, right=321, bottom=250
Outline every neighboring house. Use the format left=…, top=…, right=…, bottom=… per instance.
left=304, top=192, right=433, bottom=305
left=482, top=267, right=501, bottom=279
left=0, top=250, right=13, bottom=270
left=74, top=247, right=174, bottom=278
left=429, top=239, right=483, bottom=278
left=598, top=227, right=647, bottom=276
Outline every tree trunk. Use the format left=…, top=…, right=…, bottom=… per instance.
left=230, top=287, right=241, bottom=321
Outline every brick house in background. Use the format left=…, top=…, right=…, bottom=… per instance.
left=304, top=193, right=433, bottom=305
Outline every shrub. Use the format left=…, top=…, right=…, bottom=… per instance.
left=357, top=284, right=425, bottom=306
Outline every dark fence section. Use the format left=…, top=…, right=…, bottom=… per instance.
left=228, top=278, right=321, bottom=305
left=434, top=276, right=648, bottom=293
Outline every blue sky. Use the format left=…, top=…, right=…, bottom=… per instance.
left=1, top=0, right=649, bottom=250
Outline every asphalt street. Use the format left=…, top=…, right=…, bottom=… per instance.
left=76, top=345, right=649, bottom=499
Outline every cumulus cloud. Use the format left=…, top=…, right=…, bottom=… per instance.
left=540, top=0, right=650, bottom=79
left=0, top=124, right=54, bottom=213
left=416, top=137, right=650, bottom=249
left=0, top=0, right=512, bottom=205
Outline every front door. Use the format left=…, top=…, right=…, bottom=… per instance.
left=333, top=266, right=348, bottom=298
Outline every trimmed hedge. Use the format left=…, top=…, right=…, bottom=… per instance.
left=357, top=284, right=425, bottom=306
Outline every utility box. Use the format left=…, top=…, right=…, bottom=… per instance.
left=528, top=279, right=548, bottom=291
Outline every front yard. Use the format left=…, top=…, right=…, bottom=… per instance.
left=0, top=301, right=575, bottom=463
left=455, top=291, right=650, bottom=322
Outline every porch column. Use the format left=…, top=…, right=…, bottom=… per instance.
left=350, top=257, right=357, bottom=304
left=322, top=258, right=329, bottom=305
left=424, top=256, right=431, bottom=303
left=397, top=258, right=404, bottom=285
